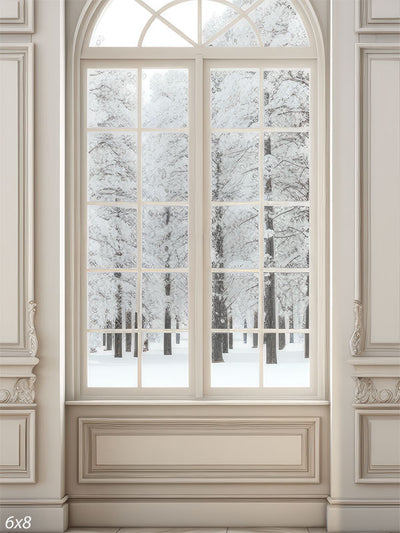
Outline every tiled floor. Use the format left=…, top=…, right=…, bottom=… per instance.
left=64, top=525, right=400, bottom=532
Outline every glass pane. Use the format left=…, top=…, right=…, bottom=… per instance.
left=162, top=1, right=197, bottom=42
left=212, top=132, right=259, bottom=202
left=263, top=333, right=310, bottom=387
left=87, top=69, right=137, bottom=128
left=264, top=132, right=309, bottom=201
left=211, top=205, right=259, bottom=268
left=212, top=272, right=258, bottom=329
left=142, top=206, right=188, bottom=268
left=249, top=0, right=309, bottom=47
left=202, top=0, right=238, bottom=43
left=142, top=18, right=192, bottom=47
left=211, top=333, right=259, bottom=387
left=89, top=0, right=151, bottom=47
left=142, top=133, right=189, bottom=201
left=88, top=206, right=137, bottom=269
left=88, top=133, right=137, bottom=202
left=142, top=69, right=189, bottom=128
left=264, top=206, right=309, bottom=268
left=141, top=332, right=189, bottom=387
left=209, top=18, right=259, bottom=47
left=87, top=332, right=138, bottom=388
left=88, top=272, right=136, bottom=330
left=264, top=273, right=309, bottom=329
left=264, top=69, right=310, bottom=128
left=211, top=69, right=259, bottom=128
left=142, top=272, right=189, bottom=329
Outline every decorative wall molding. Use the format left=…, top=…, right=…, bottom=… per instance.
left=0, top=409, right=35, bottom=482
left=0, top=376, right=36, bottom=405
left=0, top=0, right=34, bottom=33
left=350, top=300, right=363, bottom=356
left=351, top=44, right=400, bottom=359
left=355, top=409, right=400, bottom=483
left=354, top=377, right=400, bottom=404
left=356, top=0, right=400, bottom=32
left=27, top=300, right=38, bottom=358
left=79, top=417, right=320, bottom=484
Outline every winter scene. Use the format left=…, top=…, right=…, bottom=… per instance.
left=86, top=1, right=310, bottom=390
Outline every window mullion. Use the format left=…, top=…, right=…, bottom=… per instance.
left=194, top=55, right=204, bottom=398
left=137, top=66, right=143, bottom=388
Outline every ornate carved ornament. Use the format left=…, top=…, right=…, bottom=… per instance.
left=354, top=377, right=400, bottom=404
left=27, top=300, right=38, bottom=358
left=350, top=300, right=363, bottom=356
left=0, top=376, right=36, bottom=404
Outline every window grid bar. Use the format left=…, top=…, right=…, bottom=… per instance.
left=211, top=329, right=310, bottom=334
left=88, top=328, right=189, bottom=334
left=136, top=66, right=143, bottom=388
left=211, top=127, right=309, bottom=133
left=87, top=127, right=189, bottom=133
left=210, top=268, right=310, bottom=273
left=210, top=201, right=310, bottom=207
left=87, top=201, right=189, bottom=207
left=258, top=67, right=264, bottom=388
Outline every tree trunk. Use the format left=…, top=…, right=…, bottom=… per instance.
left=126, top=310, right=132, bottom=353
left=133, top=312, right=138, bottom=358
left=278, top=315, right=286, bottom=350
left=102, top=333, right=106, bottom=349
left=252, top=311, right=258, bottom=348
left=114, top=273, right=123, bottom=358
left=212, top=272, right=225, bottom=362
left=228, top=316, right=233, bottom=350
left=304, top=264, right=309, bottom=358
left=164, top=272, right=172, bottom=355
left=106, top=320, right=112, bottom=351
left=289, top=310, right=294, bottom=343
left=264, top=142, right=277, bottom=364
left=243, top=319, right=247, bottom=344
left=176, top=317, right=180, bottom=344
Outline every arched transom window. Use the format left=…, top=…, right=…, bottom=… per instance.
left=77, top=0, right=326, bottom=399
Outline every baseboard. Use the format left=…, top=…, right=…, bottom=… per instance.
left=0, top=500, right=68, bottom=533
left=69, top=498, right=326, bottom=528
left=327, top=499, right=400, bottom=532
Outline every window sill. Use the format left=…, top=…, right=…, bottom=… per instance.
left=66, top=399, right=330, bottom=406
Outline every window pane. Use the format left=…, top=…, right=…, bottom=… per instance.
left=211, top=205, right=259, bottom=268
left=264, top=206, right=309, bottom=268
left=87, top=332, right=138, bottom=388
left=264, top=133, right=309, bottom=201
left=212, top=132, right=259, bottom=201
left=141, top=332, right=189, bottom=387
left=88, top=272, right=136, bottom=330
left=142, top=272, right=189, bottom=329
left=211, top=333, right=259, bottom=387
left=264, top=273, right=309, bottom=329
left=212, top=272, right=258, bottom=329
left=249, top=0, right=309, bottom=47
left=264, top=69, right=310, bottom=128
left=87, top=69, right=137, bottom=128
left=162, top=1, right=197, bottom=42
left=142, top=206, right=189, bottom=268
left=209, top=18, right=259, bottom=47
left=211, top=69, right=259, bottom=128
left=202, top=0, right=238, bottom=43
left=89, top=0, right=151, bottom=47
left=88, top=133, right=137, bottom=202
left=263, top=333, right=310, bottom=387
left=88, top=206, right=137, bottom=269
left=142, top=69, right=188, bottom=128
left=142, top=133, right=188, bottom=201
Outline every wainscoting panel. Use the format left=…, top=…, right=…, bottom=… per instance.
left=355, top=408, right=400, bottom=483
left=79, top=416, right=320, bottom=484
left=0, top=409, right=35, bottom=482
left=356, top=0, right=400, bottom=32
left=0, top=0, right=33, bottom=32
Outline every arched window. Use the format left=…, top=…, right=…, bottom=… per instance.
left=73, top=0, right=326, bottom=399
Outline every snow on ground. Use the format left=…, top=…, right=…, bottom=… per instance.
left=88, top=340, right=309, bottom=388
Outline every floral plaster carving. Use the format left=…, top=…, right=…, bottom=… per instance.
left=350, top=300, right=363, bottom=356
left=354, top=377, right=400, bottom=404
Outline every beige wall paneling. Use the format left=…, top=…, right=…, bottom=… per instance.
left=356, top=0, right=400, bottom=32
left=78, top=416, right=319, bottom=484
left=355, top=408, right=400, bottom=483
left=350, top=44, right=400, bottom=359
left=0, top=0, right=33, bottom=33
left=0, top=1, right=66, bottom=531
left=0, top=410, right=35, bottom=482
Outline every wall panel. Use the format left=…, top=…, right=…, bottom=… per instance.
left=0, top=410, right=35, bottom=482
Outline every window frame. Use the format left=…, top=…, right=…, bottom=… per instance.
left=70, top=0, right=327, bottom=402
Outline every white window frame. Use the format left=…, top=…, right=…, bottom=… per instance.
left=69, top=0, right=327, bottom=401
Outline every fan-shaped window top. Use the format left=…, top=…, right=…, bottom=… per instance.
left=90, top=0, right=310, bottom=47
